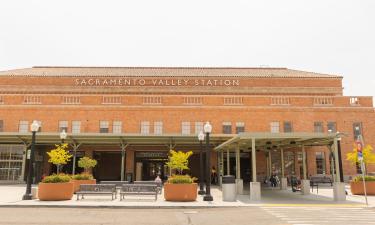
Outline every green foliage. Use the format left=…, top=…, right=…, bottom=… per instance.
left=72, top=173, right=94, bottom=180
left=353, top=175, right=375, bottom=182
left=42, top=174, right=71, bottom=183
left=347, top=144, right=375, bottom=174
left=47, top=144, right=72, bottom=174
left=167, top=175, right=196, bottom=184
left=78, top=157, right=97, bottom=173
left=165, top=150, right=193, bottom=174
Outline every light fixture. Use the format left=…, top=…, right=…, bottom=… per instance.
left=203, top=121, right=212, bottom=134
left=198, top=131, right=204, bottom=141
left=60, top=129, right=67, bottom=140
left=30, top=120, right=40, bottom=132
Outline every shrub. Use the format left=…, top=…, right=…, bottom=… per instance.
left=167, top=175, right=196, bottom=184
left=72, top=173, right=93, bottom=180
left=42, top=174, right=71, bottom=183
left=353, top=176, right=375, bottom=182
left=78, top=157, right=97, bottom=173
left=47, top=144, right=72, bottom=174
left=165, top=150, right=193, bottom=174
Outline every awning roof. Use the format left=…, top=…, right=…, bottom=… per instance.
left=214, top=132, right=341, bottom=152
left=0, top=132, right=234, bottom=146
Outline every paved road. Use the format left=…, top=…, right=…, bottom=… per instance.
left=261, top=206, right=375, bottom=225
left=0, top=206, right=375, bottom=225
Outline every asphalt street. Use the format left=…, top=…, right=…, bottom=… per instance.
left=1, top=206, right=375, bottom=225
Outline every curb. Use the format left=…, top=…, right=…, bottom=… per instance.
left=0, top=204, right=250, bottom=209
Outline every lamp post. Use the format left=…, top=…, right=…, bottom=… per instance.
left=59, top=129, right=68, bottom=174
left=198, top=131, right=205, bottom=195
left=336, top=131, right=344, bottom=182
left=203, top=121, right=213, bottom=201
left=60, top=129, right=67, bottom=144
left=22, top=120, right=40, bottom=200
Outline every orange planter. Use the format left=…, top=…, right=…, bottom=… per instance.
left=72, top=179, right=96, bottom=193
left=350, top=181, right=375, bottom=195
left=38, top=182, right=74, bottom=201
left=164, top=183, right=197, bottom=201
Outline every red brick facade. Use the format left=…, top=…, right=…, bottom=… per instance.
left=0, top=67, right=374, bottom=182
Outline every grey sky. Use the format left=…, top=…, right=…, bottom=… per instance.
left=0, top=0, right=374, bottom=102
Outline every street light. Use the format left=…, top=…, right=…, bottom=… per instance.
left=203, top=121, right=213, bottom=201
left=22, top=120, right=40, bottom=200
left=336, top=131, right=344, bottom=182
left=60, top=129, right=67, bottom=143
left=197, top=131, right=205, bottom=195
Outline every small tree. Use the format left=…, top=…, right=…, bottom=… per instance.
left=78, top=156, right=97, bottom=173
left=47, top=143, right=72, bottom=174
left=166, top=150, right=193, bottom=175
left=346, top=144, right=375, bottom=174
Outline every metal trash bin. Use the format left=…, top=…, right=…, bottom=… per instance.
left=222, top=175, right=236, bottom=201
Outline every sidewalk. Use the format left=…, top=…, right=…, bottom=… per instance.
left=0, top=184, right=371, bottom=208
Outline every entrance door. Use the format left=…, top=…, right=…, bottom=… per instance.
left=135, top=152, right=168, bottom=181
left=93, top=152, right=122, bottom=181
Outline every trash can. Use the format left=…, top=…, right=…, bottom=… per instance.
left=222, top=175, right=236, bottom=201
left=126, top=173, right=133, bottom=182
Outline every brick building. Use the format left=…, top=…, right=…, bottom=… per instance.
left=0, top=66, right=374, bottom=184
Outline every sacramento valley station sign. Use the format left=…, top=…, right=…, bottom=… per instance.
left=74, top=78, right=240, bottom=87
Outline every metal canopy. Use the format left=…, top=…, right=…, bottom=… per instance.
left=0, top=132, right=234, bottom=146
left=214, top=132, right=340, bottom=152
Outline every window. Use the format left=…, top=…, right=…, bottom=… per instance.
left=58, top=121, right=68, bottom=132
left=314, top=122, right=324, bottom=133
left=36, top=121, right=42, bottom=132
left=19, top=121, right=29, bottom=133
left=0, top=96, right=3, bottom=104
left=23, top=96, right=41, bottom=104
left=0, top=120, right=3, bottom=132
left=195, top=122, right=203, bottom=134
left=314, top=97, right=333, bottom=105
left=181, top=122, right=190, bottom=135
left=327, top=122, right=337, bottom=133
left=183, top=96, right=202, bottom=105
left=102, top=96, right=122, bottom=104
left=224, top=97, right=243, bottom=105
left=72, top=121, right=81, bottom=134
left=270, top=122, right=280, bottom=133
left=0, top=145, right=25, bottom=181
left=271, top=97, right=290, bottom=105
left=350, top=97, right=360, bottom=106
left=143, top=96, right=162, bottom=105
left=283, top=121, right=293, bottom=133
left=222, top=122, right=232, bottom=134
left=353, top=122, right=362, bottom=141
left=99, top=121, right=109, bottom=133
left=235, top=122, right=245, bottom=134
left=315, top=152, right=326, bottom=174
left=62, top=96, right=80, bottom=104
left=113, top=121, right=122, bottom=134
left=154, top=121, right=163, bottom=135
left=140, top=121, right=150, bottom=135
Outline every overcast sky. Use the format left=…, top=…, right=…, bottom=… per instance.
left=0, top=0, right=374, bottom=102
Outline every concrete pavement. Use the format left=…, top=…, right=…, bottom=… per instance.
left=0, top=184, right=372, bottom=208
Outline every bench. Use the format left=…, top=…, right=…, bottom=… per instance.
left=120, top=184, right=158, bottom=201
left=100, top=181, right=130, bottom=188
left=310, top=175, right=333, bottom=194
left=134, top=181, right=162, bottom=194
left=76, top=184, right=117, bottom=200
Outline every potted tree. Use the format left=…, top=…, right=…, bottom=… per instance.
left=38, top=144, right=74, bottom=201
left=71, top=156, right=98, bottom=193
left=347, top=144, right=375, bottom=195
left=164, top=150, right=197, bottom=201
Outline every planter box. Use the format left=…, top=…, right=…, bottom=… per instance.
left=350, top=181, right=375, bottom=195
left=38, top=182, right=74, bottom=201
left=72, top=179, right=96, bottom=193
left=164, top=183, right=197, bottom=201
